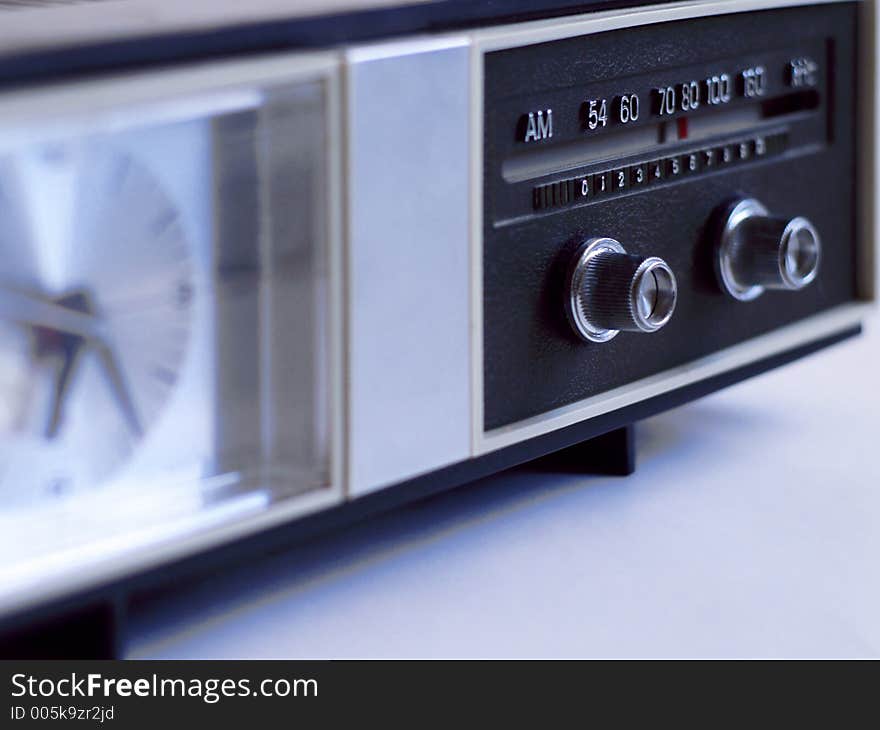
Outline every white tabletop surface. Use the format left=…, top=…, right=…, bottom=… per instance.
left=129, top=308, right=880, bottom=659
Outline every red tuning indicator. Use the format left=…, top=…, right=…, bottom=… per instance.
left=677, top=116, right=689, bottom=140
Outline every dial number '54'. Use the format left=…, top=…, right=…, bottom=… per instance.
left=586, top=98, right=608, bottom=131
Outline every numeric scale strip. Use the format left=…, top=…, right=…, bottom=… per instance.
left=531, top=129, right=789, bottom=212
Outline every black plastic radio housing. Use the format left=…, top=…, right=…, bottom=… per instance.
left=482, top=3, right=858, bottom=430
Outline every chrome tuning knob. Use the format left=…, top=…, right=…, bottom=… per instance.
left=715, top=198, right=821, bottom=301
left=566, top=237, right=678, bottom=343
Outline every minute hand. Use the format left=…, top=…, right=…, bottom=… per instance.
left=0, top=286, right=106, bottom=340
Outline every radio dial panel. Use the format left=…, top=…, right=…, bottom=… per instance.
left=482, top=3, right=858, bottom=432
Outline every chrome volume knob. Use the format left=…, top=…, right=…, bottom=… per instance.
left=566, top=237, right=678, bottom=343
left=715, top=198, right=821, bottom=301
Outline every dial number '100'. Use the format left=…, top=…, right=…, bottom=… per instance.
left=705, top=74, right=733, bottom=105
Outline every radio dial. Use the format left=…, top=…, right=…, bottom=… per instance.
left=566, top=237, right=678, bottom=343
left=715, top=198, right=821, bottom=301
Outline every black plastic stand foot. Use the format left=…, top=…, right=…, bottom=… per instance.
left=528, top=424, right=636, bottom=476
left=0, top=599, right=124, bottom=659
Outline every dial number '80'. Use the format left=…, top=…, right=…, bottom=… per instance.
left=680, top=80, right=700, bottom=111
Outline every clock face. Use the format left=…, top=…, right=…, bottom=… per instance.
left=0, top=71, right=339, bottom=620
left=0, top=141, right=195, bottom=503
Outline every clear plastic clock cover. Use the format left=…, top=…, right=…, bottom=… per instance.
left=0, top=78, right=334, bottom=608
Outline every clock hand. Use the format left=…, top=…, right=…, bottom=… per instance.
left=0, top=285, right=142, bottom=439
left=46, top=340, right=82, bottom=439
left=39, top=325, right=144, bottom=441
left=0, top=285, right=105, bottom=341
left=93, top=340, right=143, bottom=439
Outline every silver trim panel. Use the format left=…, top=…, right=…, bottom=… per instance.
left=345, top=37, right=473, bottom=496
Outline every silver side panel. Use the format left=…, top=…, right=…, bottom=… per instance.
left=345, top=38, right=472, bottom=496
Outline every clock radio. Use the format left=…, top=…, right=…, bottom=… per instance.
left=0, top=0, right=874, bottom=656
